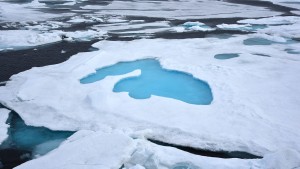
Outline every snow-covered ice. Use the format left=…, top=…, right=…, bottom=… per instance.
left=0, top=0, right=300, bottom=168
left=1, top=36, right=300, bottom=158
left=0, top=29, right=106, bottom=50
left=238, top=16, right=300, bottom=38
left=13, top=130, right=300, bottom=169
left=173, top=21, right=215, bottom=32
left=15, top=131, right=136, bottom=169
left=82, top=0, right=281, bottom=19
left=0, top=1, right=62, bottom=23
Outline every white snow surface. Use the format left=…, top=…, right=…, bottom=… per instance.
left=0, top=1, right=59, bottom=23
left=15, top=130, right=136, bottom=169
left=238, top=16, right=300, bottom=38
left=14, top=130, right=300, bottom=169
left=1, top=0, right=299, bottom=168
left=173, top=22, right=215, bottom=32
left=1, top=36, right=300, bottom=158
left=0, top=30, right=106, bottom=50
left=0, top=108, right=10, bottom=143
left=258, top=23, right=300, bottom=39
left=238, top=16, right=300, bottom=25
left=264, top=0, right=300, bottom=10
left=82, top=0, right=281, bottom=19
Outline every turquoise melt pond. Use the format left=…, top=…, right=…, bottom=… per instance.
left=214, top=53, right=239, bottom=60
left=80, top=59, right=213, bottom=105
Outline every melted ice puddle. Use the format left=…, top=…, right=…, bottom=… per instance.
left=214, top=53, right=239, bottom=60
left=80, top=59, right=213, bottom=105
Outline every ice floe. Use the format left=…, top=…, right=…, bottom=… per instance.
left=14, top=130, right=300, bottom=169
left=82, top=0, right=281, bottom=19
left=0, top=0, right=300, bottom=168
left=238, top=16, right=300, bottom=39
left=0, top=29, right=106, bottom=50
left=1, top=36, right=299, bottom=158
left=173, top=21, right=215, bottom=32
left=15, top=131, right=136, bottom=169
left=238, top=16, right=300, bottom=25
left=0, top=1, right=63, bottom=23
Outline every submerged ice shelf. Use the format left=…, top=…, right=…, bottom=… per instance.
left=0, top=111, right=74, bottom=168
left=80, top=59, right=213, bottom=105
left=1, top=112, right=73, bottom=156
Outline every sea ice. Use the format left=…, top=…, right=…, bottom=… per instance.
left=1, top=37, right=299, bottom=158
left=15, top=131, right=300, bottom=169
left=0, top=30, right=106, bottom=50
left=15, top=131, right=136, bottom=169
left=82, top=0, right=281, bottom=19
left=0, top=1, right=61, bottom=22
left=238, top=16, right=300, bottom=39
left=0, top=1, right=299, bottom=167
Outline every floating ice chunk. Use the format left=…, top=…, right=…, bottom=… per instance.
left=189, top=25, right=214, bottom=31
left=15, top=131, right=136, bottom=169
left=125, top=139, right=261, bottom=169
left=217, top=23, right=250, bottom=29
left=238, top=16, right=300, bottom=25
left=217, top=24, right=266, bottom=31
left=0, top=29, right=106, bottom=50
left=182, top=22, right=205, bottom=27
left=60, top=30, right=107, bottom=41
left=0, top=108, right=10, bottom=143
left=260, top=149, right=300, bottom=169
left=173, top=21, right=214, bottom=32
left=0, top=30, right=61, bottom=50
left=172, top=26, right=186, bottom=32
left=238, top=16, right=300, bottom=38
left=183, top=22, right=213, bottom=31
